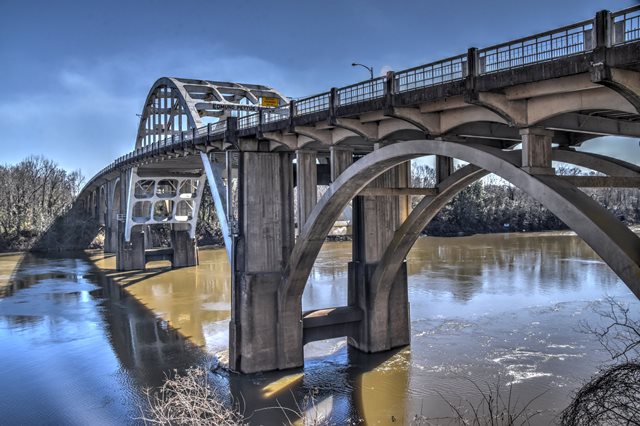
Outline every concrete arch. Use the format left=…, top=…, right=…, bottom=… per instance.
left=528, top=87, right=637, bottom=125
left=377, top=118, right=425, bottom=141
left=377, top=117, right=425, bottom=140
left=364, top=149, right=640, bottom=350
left=592, top=67, right=640, bottom=114
left=440, top=106, right=507, bottom=134
left=385, top=107, right=441, bottom=134
left=282, top=141, right=640, bottom=331
left=553, top=149, right=640, bottom=177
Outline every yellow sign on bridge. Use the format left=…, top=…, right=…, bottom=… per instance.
left=261, top=97, right=280, bottom=107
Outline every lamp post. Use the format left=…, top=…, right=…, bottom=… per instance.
left=351, top=62, right=374, bottom=80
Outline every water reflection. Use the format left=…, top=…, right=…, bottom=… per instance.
left=85, top=250, right=410, bottom=424
left=407, top=232, right=621, bottom=303
left=87, top=251, right=232, bottom=352
left=0, top=254, right=142, bottom=425
left=0, top=230, right=638, bottom=424
left=87, top=261, right=208, bottom=387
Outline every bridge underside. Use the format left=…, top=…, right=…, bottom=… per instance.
left=80, top=7, right=640, bottom=373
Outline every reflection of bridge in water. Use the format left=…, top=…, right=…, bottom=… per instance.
left=78, top=7, right=640, bottom=373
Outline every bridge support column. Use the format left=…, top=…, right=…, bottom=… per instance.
left=116, top=171, right=145, bottom=271
left=117, top=227, right=145, bottom=270
left=230, top=151, right=296, bottom=373
left=104, top=181, right=114, bottom=252
left=89, top=191, right=96, bottom=218
left=330, top=146, right=353, bottom=182
left=348, top=162, right=411, bottom=353
left=171, top=223, right=198, bottom=268
left=106, top=179, right=121, bottom=254
left=436, top=155, right=453, bottom=183
left=97, top=186, right=106, bottom=226
left=296, top=149, right=317, bottom=231
left=520, top=127, right=555, bottom=175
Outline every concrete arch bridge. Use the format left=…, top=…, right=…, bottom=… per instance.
left=79, top=7, right=640, bottom=373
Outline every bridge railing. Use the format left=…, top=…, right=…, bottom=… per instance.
left=477, top=19, right=594, bottom=74
left=294, top=92, right=331, bottom=116
left=210, top=120, right=227, bottom=135
left=337, top=77, right=386, bottom=106
left=612, top=6, right=640, bottom=45
left=395, top=54, right=468, bottom=92
left=238, top=113, right=259, bottom=129
left=263, top=105, right=290, bottom=124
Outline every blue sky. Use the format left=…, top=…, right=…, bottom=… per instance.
left=0, top=0, right=638, bottom=179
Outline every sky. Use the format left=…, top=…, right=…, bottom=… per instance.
left=0, top=0, right=638, bottom=179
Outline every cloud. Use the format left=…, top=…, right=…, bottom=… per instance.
left=0, top=47, right=312, bottom=178
left=380, top=65, right=393, bottom=76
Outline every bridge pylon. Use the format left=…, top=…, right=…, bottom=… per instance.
left=229, top=150, right=296, bottom=373
left=348, top=162, right=411, bottom=353
left=111, top=168, right=204, bottom=271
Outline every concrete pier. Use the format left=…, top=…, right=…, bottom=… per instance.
left=296, top=149, right=317, bottom=230
left=229, top=151, right=295, bottom=373
left=349, top=163, right=411, bottom=352
left=520, top=127, right=555, bottom=175
left=170, top=224, right=198, bottom=268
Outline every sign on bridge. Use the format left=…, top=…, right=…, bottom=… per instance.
left=261, top=96, right=280, bottom=107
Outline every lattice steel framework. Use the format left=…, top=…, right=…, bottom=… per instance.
left=124, top=168, right=206, bottom=241
left=134, top=77, right=288, bottom=149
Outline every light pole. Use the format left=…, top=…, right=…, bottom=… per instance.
left=351, top=62, right=374, bottom=80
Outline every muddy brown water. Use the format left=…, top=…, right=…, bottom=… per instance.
left=0, top=230, right=638, bottom=425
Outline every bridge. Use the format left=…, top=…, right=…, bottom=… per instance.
left=78, top=7, right=640, bottom=373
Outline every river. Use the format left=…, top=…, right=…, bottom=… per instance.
left=0, top=230, right=638, bottom=425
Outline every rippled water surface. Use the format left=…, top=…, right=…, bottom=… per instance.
left=0, top=230, right=638, bottom=425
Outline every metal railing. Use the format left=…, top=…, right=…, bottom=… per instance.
left=210, top=121, right=227, bottom=133
left=195, top=127, right=208, bottom=138
left=238, top=113, right=259, bottom=129
left=612, top=7, right=640, bottom=45
left=263, top=105, right=290, bottom=124
left=395, top=54, right=468, bottom=92
left=294, top=92, right=330, bottom=116
left=478, top=20, right=594, bottom=74
left=337, top=77, right=386, bottom=106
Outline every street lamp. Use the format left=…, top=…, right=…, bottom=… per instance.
left=351, top=62, right=374, bottom=80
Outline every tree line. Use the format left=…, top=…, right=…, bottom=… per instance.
left=0, top=156, right=84, bottom=251
left=411, top=162, right=640, bottom=237
left=1, top=156, right=638, bottom=252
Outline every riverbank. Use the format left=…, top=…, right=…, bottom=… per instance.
left=0, top=253, right=23, bottom=290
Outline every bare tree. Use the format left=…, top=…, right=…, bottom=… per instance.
left=580, top=296, right=640, bottom=362
left=0, top=155, right=84, bottom=251
left=560, top=297, right=640, bottom=425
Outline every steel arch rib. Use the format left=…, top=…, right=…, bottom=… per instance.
left=282, top=141, right=640, bottom=313
left=134, top=77, right=201, bottom=149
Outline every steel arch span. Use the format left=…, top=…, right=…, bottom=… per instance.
left=113, top=77, right=289, bottom=266
left=134, top=77, right=288, bottom=149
